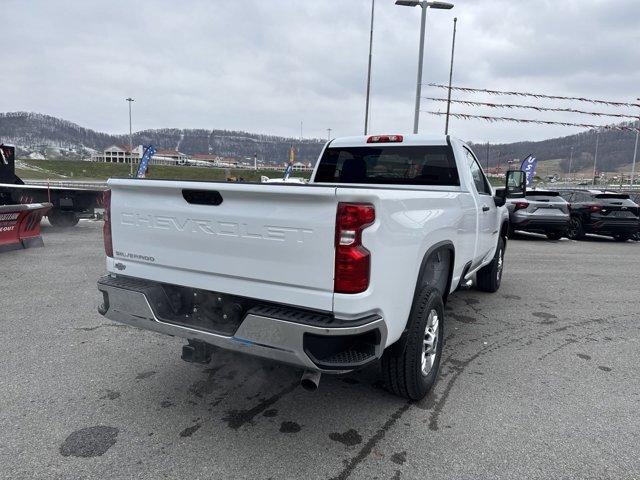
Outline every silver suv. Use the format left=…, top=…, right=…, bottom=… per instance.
left=506, top=190, right=570, bottom=240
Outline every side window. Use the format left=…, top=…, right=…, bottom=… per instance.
left=557, top=192, right=570, bottom=202
left=575, top=192, right=589, bottom=203
left=464, top=148, right=491, bottom=195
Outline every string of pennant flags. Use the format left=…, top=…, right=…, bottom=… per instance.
left=424, top=111, right=640, bottom=133
left=423, top=97, right=640, bottom=120
left=427, top=83, right=640, bottom=108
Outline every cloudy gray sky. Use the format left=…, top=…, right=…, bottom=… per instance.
left=2, top=0, right=639, bottom=143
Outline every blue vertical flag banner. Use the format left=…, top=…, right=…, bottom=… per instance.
left=283, top=163, right=293, bottom=180
left=136, top=145, right=156, bottom=178
left=520, top=154, right=538, bottom=186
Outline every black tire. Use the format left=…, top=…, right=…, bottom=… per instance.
left=48, top=209, right=79, bottom=228
left=381, top=287, right=444, bottom=401
left=546, top=231, right=562, bottom=240
left=566, top=216, right=585, bottom=240
left=613, top=233, right=631, bottom=242
left=476, top=236, right=505, bottom=293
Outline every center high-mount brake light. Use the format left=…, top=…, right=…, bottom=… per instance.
left=367, top=135, right=403, bottom=144
left=103, top=189, right=113, bottom=257
left=514, top=201, right=529, bottom=211
left=334, top=203, right=375, bottom=294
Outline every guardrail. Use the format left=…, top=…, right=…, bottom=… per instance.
left=24, top=179, right=108, bottom=189
left=538, top=182, right=640, bottom=192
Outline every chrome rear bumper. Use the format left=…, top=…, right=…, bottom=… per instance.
left=97, top=275, right=386, bottom=373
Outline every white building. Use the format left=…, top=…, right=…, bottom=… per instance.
left=91, top=144, right=137, bottom=163
left=91, top=145, right=188, bottom=166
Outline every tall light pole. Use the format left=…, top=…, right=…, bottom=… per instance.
left=592, top=132, right=599, bottom=186
left=444, top=17, right=457, bottom=135
left=364, top=0, right=375, bottom=135
left=568, top=145, right=574, bottom=181
left=327, top=128, right=332, bottom=142
left=485, top=142, right=490, bottom=170
left=630, top=98, right=639, bottom=188
left=395, top=0, right=454, bottom=134
left=126, top=97, right=134, bottom=176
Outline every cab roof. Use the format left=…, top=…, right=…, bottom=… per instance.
left=328, top=134, right=456, bottom=148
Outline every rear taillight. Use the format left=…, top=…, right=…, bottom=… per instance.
left=514, top=201, right=529, bottom=211
left=366, top=135, right=403, bottom=144
left=589, top=204, right=602, bottom=213
left=334, top=203, right=375, bottom=294
left=103, top=189, right=113, bottom=257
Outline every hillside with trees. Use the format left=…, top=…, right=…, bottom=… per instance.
left=1, top=112, right=637, bottom=172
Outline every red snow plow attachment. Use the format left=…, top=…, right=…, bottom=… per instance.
left=0, top=203, right=52, bottom=252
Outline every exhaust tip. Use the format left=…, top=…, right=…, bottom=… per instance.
left=300, top=370, right=321, bottom=392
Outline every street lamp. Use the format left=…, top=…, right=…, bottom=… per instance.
left=630, top=98, right=639, bottom=188
left=568, top=145, right=574, bottom=181
left=444, top=17, right=458, bottom=135
left=395, top=0, right=454, bottom=134
left=126, top=97, right=134, bottom=176
left=592, top=132, right=599, bottom=186
left=364, top=0, right=375, bottom=135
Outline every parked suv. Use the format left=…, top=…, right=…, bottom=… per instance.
left=623, top=191, right=640, bottom=241
left=506, top=190, right=570, bottom=240
left=558, top=190, right=640, bottom=241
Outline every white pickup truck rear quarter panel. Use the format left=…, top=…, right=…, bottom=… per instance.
left=107, top=179, right=338, bottom=311
left=332, top=187, right=477, bottom=346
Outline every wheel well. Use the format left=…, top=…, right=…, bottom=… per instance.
left=500, top=221, right=509, bottom=239
left=391, top=242, right=454, bottom=355
left=415, top=245, right=454, bottom=304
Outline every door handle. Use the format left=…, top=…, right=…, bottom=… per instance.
left=482, top=205, right=490, bottom=212
left=182, top=189, right=223, bottom=206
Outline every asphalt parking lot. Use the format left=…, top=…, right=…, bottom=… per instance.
left=1, top=221, right=639, bottom=480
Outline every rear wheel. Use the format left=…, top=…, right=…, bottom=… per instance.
left=476, top=236, right=505, bottom=293
left=48, top=209, right=79, bottom=228
left=381, top=287, right=444, bottom=401
left=566, top=217, right=585, bottom=240
left=546, top=231, right=562, bottom=240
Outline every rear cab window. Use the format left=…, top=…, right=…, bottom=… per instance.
left=314, top=145, right=460, bottom=186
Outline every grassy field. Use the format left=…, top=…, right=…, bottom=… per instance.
left=17, top=159, right=310, bottom=182
left=15, top=159, right=553, bottom=188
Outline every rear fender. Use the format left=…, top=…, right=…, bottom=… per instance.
left=390, top=241, right=454, bottom=356
left=500, top=221, right=509, bottom=249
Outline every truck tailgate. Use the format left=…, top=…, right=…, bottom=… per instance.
left=107, top=179, right=337, bottom=311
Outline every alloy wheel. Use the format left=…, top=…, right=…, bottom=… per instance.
left=421, top=309, right=440, bottom=376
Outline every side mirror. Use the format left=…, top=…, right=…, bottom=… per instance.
left=493, top=187, right=506, bottom=207
left=505, top=170, right=526, bottom=198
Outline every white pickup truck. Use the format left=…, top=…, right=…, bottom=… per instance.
left=97, top=134, right=526, bottom=400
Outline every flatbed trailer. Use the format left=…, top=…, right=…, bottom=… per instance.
left=0, top=145, right=105, bottom=227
